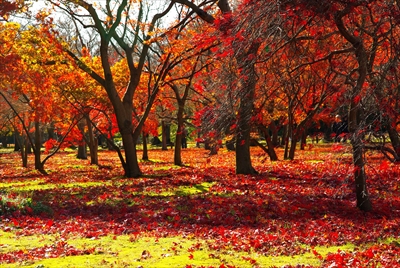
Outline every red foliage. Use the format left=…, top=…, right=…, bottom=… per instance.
left=0, top=0, right=18, bottom=20
left=0, top=146, right=400, bottom=266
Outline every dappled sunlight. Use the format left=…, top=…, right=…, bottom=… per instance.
left=1, top=146, right=400, bottom=266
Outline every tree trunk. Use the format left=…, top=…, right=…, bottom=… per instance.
left=162, top=120, right=168, bottom=150
left=16, top=131, right=28, bottom=168
left=77, top=144, right=87, bottom=159
left=22, top=137, right=28, bottom=168
left=26, top=137, right=32, bottom=154
left=77, top=119, right=87, bottom=160
left=142, top=131, right=149, bottom=161
left=1, top=136, right=7, bottom=148
left=270, top=120, right=279, bottom=146
left=120, top=131, right=141, bottom=177
left=235, top=88, right=255, bottom=173
left=34, top=121, right=44, bottom=172
left=300, top=132, right=306, bottom=150
left=335, top=9, right=373, bottom=211
left=86, top=116, right=98, bottom=165
left=234, top=43, right=260, bottom=175
left=281, top=124, right=288, bottom=147
left=14, top=131, right=20, bottom=151
left=284, top=121, right=292, bottom=160
left=174, top=103, right=185, bottom=166
left=288, top=134, right=297, bottom=160
left=259, top=125, right=278, bottom=161
left=174, top=130, right=182, bottom=165
left=351, top=130, right=372, bottom=211
left=388, top=124, right=400, bottom=156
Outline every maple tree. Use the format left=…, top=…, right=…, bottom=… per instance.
left=175, top=0, right=400, bottom=212
left=253, top=18, right=342, bottom=161
left=49, top=0, right=204, bottom=177
left=3, top=0, right=400, bottom=216
left=57, top=64, right=105, bottom=165
left=0, top=18, right=88, bottom=172
left=294, top=0, right=400, bottom=211
left=160, top=17, right=217, bottom=165
left=178, top=0, right=291, bottom=174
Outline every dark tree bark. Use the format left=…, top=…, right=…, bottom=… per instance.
left=234, top=43, right=260, bottom=175
left=14, top=131, right=20, bottom=151
left=47, top=124, right=55, bottom=140
left=281, top=124, right=288, bottom=147
left=15, top=131, right=28, bottom=167
left=388, top=126, right=400, bottom=156
left=1, top=135, right=8, bottom=148
left=259, top=125, right=278, bottom=161
left=77, top=119, right=88, bottom=160
left=174, top=103, right=184, bottom=165
left=300, top=132, right=306, bottom=150
left=284, top=114, right=293, bottom=160
left=175, top=0, right=258, bottom=174
left=335, top=7, right=372, bottom=212
left=161, top=121, right=170, bottom=151
left=64, top=1, right=175, bottom=177
left=34, top=121, right=45, bottom=173
left=142, top=131, right=148, bottom=161
left=86, top=116, right=98, bottom=165
left=269, top=120, right=279, bottom=146
left=169, top=63, right=196, bottom=166
left=22, top=136, right=28, bottom=167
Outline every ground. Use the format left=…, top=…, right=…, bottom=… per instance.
left=0, top=143, right=400, bottom=267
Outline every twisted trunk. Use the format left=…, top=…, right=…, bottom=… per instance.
left=335, top=8, right=372, bottom=211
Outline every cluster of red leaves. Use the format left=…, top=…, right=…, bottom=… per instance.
left=322, top=243, right=400, bottom=267
left=1, top=145, right=400, bottom=266
left=0, top=240, right=94, bottom=264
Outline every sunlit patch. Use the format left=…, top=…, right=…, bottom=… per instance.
left=0, top=146, right=399, bottom=266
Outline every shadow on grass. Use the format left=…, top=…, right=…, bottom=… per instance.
left=2, top=164, right=400, bottom=257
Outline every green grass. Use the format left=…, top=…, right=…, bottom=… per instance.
left=0, top=148, right=14, bottom=153
left=0, top=176, right=362, bottom=268
left=0, top=230, right=359, bottom=268
left=0, top=147, right=398, bottom=267
left=0, top=181, right=113, bottom=193
left=0, top=230, right=55, bottom=253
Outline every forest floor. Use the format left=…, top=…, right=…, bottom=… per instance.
left=0, top=143, right=400, bottom=267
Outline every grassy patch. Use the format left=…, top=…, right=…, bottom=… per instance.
left=1, top=146, right=400, bottom=267
left=0, top=181, right=113, bottom=192
left=0, top=232, right=366, bottom=268
left=174, top=182, right=215, bottom=196
left=153, top=165, right=182, bottom=171
left=0, top=180, right=46, bottom=189
left=0, top=230, right=55, bottom=253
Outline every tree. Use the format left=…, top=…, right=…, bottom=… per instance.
left=160, top=16, right=216, bottom=165
left=52, top=0, right=181, bottom=177
left=292, top=0, right=400, bottom=211
left=0, top=20, right=81, bottom=172
left=176, top=0, right=287, bottom=174
left=0, top=0, right=22, bottom=21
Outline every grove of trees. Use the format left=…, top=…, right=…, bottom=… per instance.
left=2, top=0, right=400, bottom=212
